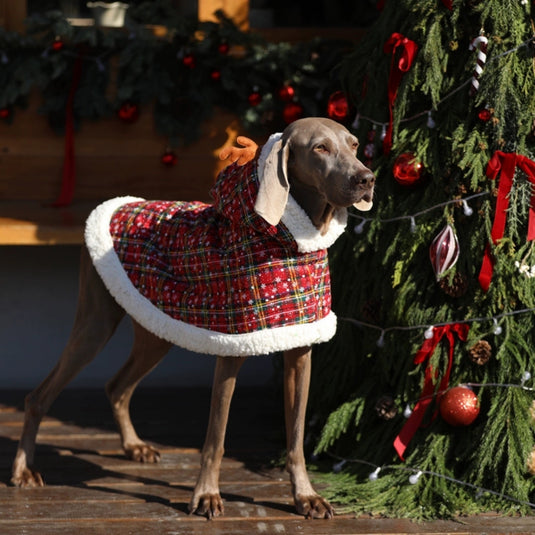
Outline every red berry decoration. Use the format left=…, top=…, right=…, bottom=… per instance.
left=0, top=108, right=10, bottom=120
left=161, top=149, right=178, bottom=167
left=282, top=102, right=304, bottom=124
left=327, top=90, right=350, bottom=122
left=52, top=38, right=64, bottom=52
left=440, top=386, right=480, bottom=426
left=392, top=152, right=424, bottom=186
left=182, top=54, right=195, bottom=69
left=210, top=69, right=221, bottom=81
left=118, top=102, right=139, bottom=123
left=218, top=42, right=230, bottom=55
left=248, top=91, right=262, bottom=107
left=278, top=85, right=295, bottom=102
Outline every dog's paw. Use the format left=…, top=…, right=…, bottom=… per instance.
left=295, top=494, right=335, bottom=519
left=189, top=493, right=224, bottom=520
left=11, top=468, right=45, bottom=488
left=125, top=443, right=161, bottom=463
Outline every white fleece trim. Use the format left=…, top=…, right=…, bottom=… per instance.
left=85, top=197, right=338, bottom=357
left=257, top=133, right=348, bottom=253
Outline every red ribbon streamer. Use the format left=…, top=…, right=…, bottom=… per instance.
left=52, top=54, right=84, bottom=207
left=478, top=151, right=535, bottom=292
left=393, top=323, right=469, bottom=460
left=383, top=33, right=418, bottom=154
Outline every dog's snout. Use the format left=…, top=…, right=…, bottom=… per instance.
left=351, top=171, right=375, bottom=189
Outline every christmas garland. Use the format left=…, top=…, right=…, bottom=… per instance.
left=0, top=9, right=353, bottom=148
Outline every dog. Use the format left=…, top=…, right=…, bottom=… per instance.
left=11, top=117, right=375, bottom=520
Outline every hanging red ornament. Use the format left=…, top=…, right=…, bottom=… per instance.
left=440, top=386, right=480, bottom=426
left=478, top=108, right=492, bottom=122
left=248, top=91, right=262, bottom=107
left=117, top=102, right=139, bottom=123
left=182, top=54, right=195, bottom=69
left=429, top=224, right=460, bottom=279
left=218, top=42, right=230, bottom=55
left=282, top=102, right=304, bottom=124
left=0, top=108, right=10, bottom=119
left=278, top=85, right=295, bottom=102
left=161, top=149, right=178, bottom=167
left=210, top=69, right=221, bottom=81
left=326, top=90, right=350, bottom=122
left=52, top=37, right=64, bottom=52
left=392, top=152, right=424, bottom=186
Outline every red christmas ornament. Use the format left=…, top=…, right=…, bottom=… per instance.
left=440, top=386, right=480, bottom=426
left=0, top=108, right=10, bottom=119
left=327, top=90, right=350, bottom=122
left=218, top=42, right=230, bottom=55
left=478, top=108, right=492, bottom=122
left=118, top=102, right=139, bottom=123
left=248, top=91, right=262, bottom=107
left=429, top=224, right=460, bottom=279
left=52, top=38, right=64, bottom=52
left=392, top=152, right=424, bottom=186
left=161, top=149, right=178, bottom=167
left=210, top=69, right=221, bottom=81
left=282, top=102, right=304, bottom=124
left=182, top=54, right=195, bottom=69
left=278, top=85, right=295, bottom=102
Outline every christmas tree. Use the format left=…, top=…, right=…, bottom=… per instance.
left=309, top=0, right=535, bottom=519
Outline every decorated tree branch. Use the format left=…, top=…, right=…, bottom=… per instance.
left=308, top=0, right=535, bottom=519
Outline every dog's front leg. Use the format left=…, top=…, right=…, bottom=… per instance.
left=189, top=355, right=247, bottom=519
left=284, top=347, right=334, bottom=519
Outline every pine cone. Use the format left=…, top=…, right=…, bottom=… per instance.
left=439, top=272, right=469, bottom=297
left=375, top=395, right=398, bottom=420
left=468, top=340, right=492, bottom=366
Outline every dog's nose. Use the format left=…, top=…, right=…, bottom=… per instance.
left=351, top=172, right=375, bottom=189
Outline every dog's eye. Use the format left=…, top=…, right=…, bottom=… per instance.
left=315, top=144, right=329, bottom=154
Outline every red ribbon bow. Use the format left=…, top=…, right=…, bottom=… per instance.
left=393, top=323, right=469, bottom=460
left=478, top=151, right=535, bottom=292
left=383, top=33, right=418, bottom=154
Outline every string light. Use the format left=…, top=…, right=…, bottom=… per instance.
left=351, top=192, right=487, bottom=233
left=325, top=452, right=535, bottom=510
left=340, top=306, right=535, bottom=341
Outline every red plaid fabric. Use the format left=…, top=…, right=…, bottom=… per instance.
left=109, top=158, right=332, bottom=336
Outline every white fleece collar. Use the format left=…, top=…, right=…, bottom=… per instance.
left=257, top=133, right=348, bottom=254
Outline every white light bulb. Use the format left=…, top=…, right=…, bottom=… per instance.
left=369, top=467, right=381, bottom=481
left=409, top=471, right=423, bottom=485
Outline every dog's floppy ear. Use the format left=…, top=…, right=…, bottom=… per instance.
left=254, top=139, right=290, bottom=226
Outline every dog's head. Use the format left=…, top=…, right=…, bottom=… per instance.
left=255, top=117, right=375, bottom=230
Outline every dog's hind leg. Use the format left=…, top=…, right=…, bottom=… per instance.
left=105, top=321, right=171, bottom=463
left=189, top=355, right=247, bottom=519
left=284, top=346, right=334, bottom=519
left=11, top=246, right=125, bottom=487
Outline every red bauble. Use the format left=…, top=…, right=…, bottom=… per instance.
left=327, top=90, right=350, bottom=122
left=210, top=69, right=221, bottom=81
left=440, top=386, right=480, bottom=426
left=218, top=42, right=230, bottom=55
left=161, top=149, right=178, bottom=167
left=392, top=152, right=424, bottom=186
left=0, top=108, right=10, bottom=119
left=478, top=108, right=492, bottom=122
left=52, top=38, right=64, bottom=52
left=282, top=102, right=304, bottom=124
left=429, top=224, right=460, bottom=278
left=118, top=102, right=139, bottom=123
left=182, top=54, right=195, bottom=69
left=278, top=85, right=295, bottom=102
left=248, top=91, right=262, bottom=107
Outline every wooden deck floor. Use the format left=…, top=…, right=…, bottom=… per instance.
left=1, top=387, right=535, bottom=535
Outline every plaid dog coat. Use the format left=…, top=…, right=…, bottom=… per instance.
left=85, top=135, right=347, bottom=356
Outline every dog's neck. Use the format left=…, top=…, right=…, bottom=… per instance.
left=288, top=179, right=335, bottom=236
